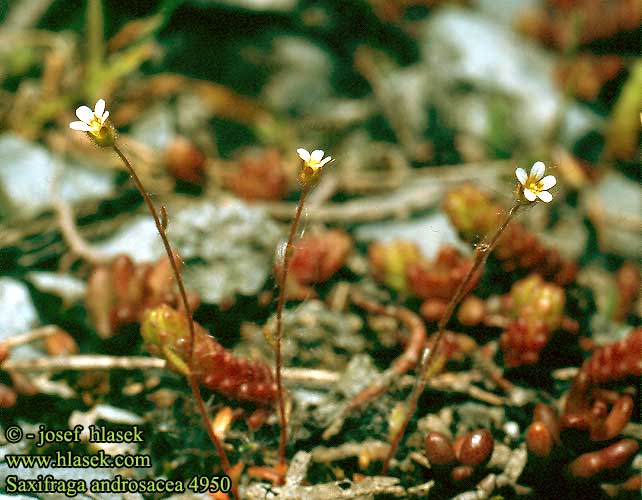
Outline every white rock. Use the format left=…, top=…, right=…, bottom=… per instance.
left=0, top=278, right=38, bottom=341
left=355, top=211, right=469, bottom=258
left=582, top=172, right=642, bottom=258
left=0, top=134, right=114, bottom=221
left=94, top=200, right=282, bottom=304
left=26, top=272, right=86, bottom=304
left=93, top=216, right=160, bottom=261
left=503, top=421, right=520, bottom=441
left=129, top=104, right=176, bottom=150
left=262, top=36, right=333, bottom=115
left=418, top=8, right=599, bottom=148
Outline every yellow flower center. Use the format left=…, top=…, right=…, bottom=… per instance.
left=86, top=117, right=115, bottom=147
left=88, top=117, right=105, bottom=136
left=306, top=158, right=322, bottom=171
left=526, top=178, right=544, bottom=194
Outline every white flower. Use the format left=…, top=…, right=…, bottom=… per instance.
left=69, top=99, right=110, bottom=133
left=69, top=99, right=115, bottom=147
left=297, top=148, right=333, bottom=172
left=515, top=161, right=556, bottom=203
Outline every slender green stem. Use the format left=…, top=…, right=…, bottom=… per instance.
left=275, top=186, right=309, bottom=468
left=382, top=203, right=521, bottom=474
left=112, top=144, right=231, bottom=474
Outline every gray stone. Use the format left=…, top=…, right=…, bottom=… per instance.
left=0, top=134, right=115, bottom=221
left=245, top=300, right=366, bottom=372
left=262, top=36, right=333, bottom=116
left=335, top=354, right=380, bottom=399
left=582, top=172, right=642, bottom=258
left=94, top=200, right=282, bottom=304
left=455, top=402, right=506, bottom=433
left=417, top=8, right=599, bottom=150
left=128, top=104, right=176, bottom=150
left=0, top=278, right=38, bottom=341
left=26, top=272, right=86, bottom=304
left=355, top=210, right=469, bottom=259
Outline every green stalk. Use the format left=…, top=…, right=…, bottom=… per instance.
left=382, top=203, right=521, bottom=474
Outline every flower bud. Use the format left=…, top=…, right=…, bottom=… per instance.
left=141, top=304, right=191, bottom=376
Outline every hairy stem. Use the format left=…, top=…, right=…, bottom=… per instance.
left=275, top=186, right=309, bottom=468
left=112, top=144, right=231, bottom=474
left=382, top=203, right=521, bottom=473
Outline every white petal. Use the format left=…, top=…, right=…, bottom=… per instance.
left=75, top=106, right=94, bottom=124
left=529, top=161, right=545, bottom=181
left=310, top=149, right=324, bottom=161
left=523, top=188, right=537, bottom=202
left=537, top=190, right=553, bottom=203
left=515, top=168, right=528, bottom=185
left=297, top=148, right=310, bottom=161
left=94, top=99, right=105, bottom=118
left=318, top=156, right=332, bottom=168
left=69, top=121, right=92, bottom=131
left=539, top=175, right=556, bottom=190
left=100, top=110, right=109, bottom=125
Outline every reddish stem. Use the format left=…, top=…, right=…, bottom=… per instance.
left=382, top=204, right=520, bottom=474
left=112, top=145, right=232, bottom=478
left=275, top=186, right=309, bottom=468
